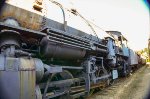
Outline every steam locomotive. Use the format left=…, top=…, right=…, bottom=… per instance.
left=0, top=0, right=143, bottom=99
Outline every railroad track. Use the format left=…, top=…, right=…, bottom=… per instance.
left=87, top=66, right=146, bottom=99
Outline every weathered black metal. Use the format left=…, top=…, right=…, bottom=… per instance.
left=40, top=36, right=86, bottom=59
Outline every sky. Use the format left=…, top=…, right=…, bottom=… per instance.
left=58, top=0, right=149, bottom=51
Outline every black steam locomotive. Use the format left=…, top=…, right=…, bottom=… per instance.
left=0, top=0, right=144, bottom=99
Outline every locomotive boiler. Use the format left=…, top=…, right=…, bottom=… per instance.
left=0, top=0, right=140, bottom=99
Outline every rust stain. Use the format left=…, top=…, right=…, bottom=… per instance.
left=29, top=71, right=36, bottom=99
left=20, top=71, right=35, bottom=99
left=19, top=58, right=36, bottom=98
left=0, top=2, right=43, bottom=31
left=19, top=58, right=35, bottom=71
left=20, top=71, right=23, bottom=99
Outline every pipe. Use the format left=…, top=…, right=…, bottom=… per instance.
left=39, top=78, right=84, bottom=88
left=96, top=47, right=108, bottom=53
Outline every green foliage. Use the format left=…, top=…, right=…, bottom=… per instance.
left=137, top=48, right=149, bottom=56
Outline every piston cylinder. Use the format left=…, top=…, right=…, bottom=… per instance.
left=40, top=37, right=86, bottom=59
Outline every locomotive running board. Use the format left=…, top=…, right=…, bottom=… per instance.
left=0, top=22, right=46, bottom=39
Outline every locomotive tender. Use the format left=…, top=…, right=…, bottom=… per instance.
left=0, top=0, right=141, bottom=99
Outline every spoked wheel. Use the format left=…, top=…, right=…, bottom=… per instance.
left=51, top=70, right=73, bottom=81
left=106, top=67, right=117, bottom=86
left=89, top=66, right=109, bottom=96
left=107, top=77, right=115, bottom=86
left=35, top=85, right=42, bottom=99
left=50, top=70, right=74, bottom=99
left=89, top=88, right=95, bottom=96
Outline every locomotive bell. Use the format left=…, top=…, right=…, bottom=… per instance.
left=0, top=30, right=21, bottom=49
left=3, top=18, right=20, bottom=27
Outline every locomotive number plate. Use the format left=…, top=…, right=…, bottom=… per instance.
left=112, top=70, right=118, bottom=79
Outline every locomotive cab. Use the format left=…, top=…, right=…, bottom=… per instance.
left=106, top=31, right=130, bottom=76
